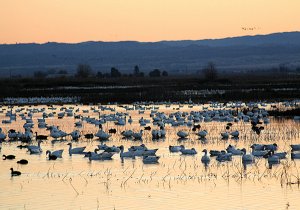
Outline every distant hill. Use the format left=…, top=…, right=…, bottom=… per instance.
left=1, top=31, right=300, bottom=77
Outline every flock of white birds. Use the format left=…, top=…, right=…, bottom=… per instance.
left=0, top=100, right=299, bottom=177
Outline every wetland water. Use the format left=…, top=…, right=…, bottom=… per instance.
left=0, top=103, right=300, bottom=210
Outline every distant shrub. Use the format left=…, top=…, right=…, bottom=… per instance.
left=111, top=67, right=122, bottom=77
left=149, top=69, right=161, bottom=77
left=34, top=71, right=47, bottom=79
left=202, top=62, right=218, bottom=81
left=75, top=64, right=92, bottom=78
left=58, top=70, right=68, bottom=74
left=133, top=65, right=145, bottom=77
left=162, top=71, right=168, bottom=77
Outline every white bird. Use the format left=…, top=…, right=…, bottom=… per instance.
left=181, top=148, right=197, bottom=155
left=230, top=130, right=239, bottom=138
left=119, top=145, right=135, bottom=158
left=69, top=130, right=81, bottom=140
left=128, top=144, right=147, bottom=151
left=241, top=148, right=254, bottom=163
left=0, top=129, right=7, bottom=140
left=266, top=151, right=280, bottom=164
left=46, top=149, right=64, bottom=158
left=8, top=130, right=18, bottom=139
left=87, top=152, right=114, bottom=161
left=201, top=149, right=210, bottom=164
left=216, top=151, right=232, bottom=162
left=226, top=145, right=243, bottom=155
left=27, top=140, right=43, bottom=153
left=122, top=130, right=133, bottom=138
left=98, top=144, right=120, bottom=153
left=84, top=148, right=100, bottom=157
left=169, top=145, right=185, bottom=152
left=251, top=144, right=265, bottom=151
left=264, top=143, right=278, bottom=151
left=133, top=130, right=143, bottom=140
left=198, top=130, right=207, bottom=138
left=143, top=148, right=158, bottom=156
left=29, top=148, right=42, bottom=154
left=95, top=130, right=111, bottom=141
left=67, top=143, right=86, bottom=156
left=273, top=152, right=287, bottom=159
left=291, top=144, right=300, bottom=151
left=177, top=131, right=188, bottom=138
left=221, top=132, right=229, bottom=139
left=143, top=155, right=160, bottom=164
left=251, top=149, right=268, bottom=157
left=291, top=152, right=300, bottom=160
left=128, top=116, right=133, bottom=124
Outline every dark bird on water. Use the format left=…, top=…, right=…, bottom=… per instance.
left=84, top=133, right=94, bottom=139
left=10, top=168, right=21, bottom=176
left=3, top=155, right=16, bottom=160
left=109, top=128, right=117, bottom=134
left=17, top=159, right=28, bottom=164
left=35, top=132, right=48, bottom=140
left=144, top=126, right=151, bottom=131
left=17, top=145, right=28, bottom=149
left=47, top=152, right=58, bottom=160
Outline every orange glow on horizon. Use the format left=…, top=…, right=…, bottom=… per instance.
left=1, top=0, right=300, bottom=44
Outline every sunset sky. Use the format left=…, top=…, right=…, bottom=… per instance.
left=1, top=0, right=300, bottom=44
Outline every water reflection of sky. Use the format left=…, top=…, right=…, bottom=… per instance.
left=0, top=104, right=299, bottom=209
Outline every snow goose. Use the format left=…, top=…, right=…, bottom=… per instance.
left=69, top=130, right=81, bottom=140
left=291, top=144, right=300, bottom=152
left=122, top=130, right=133, bottom=138
left=221, top=132, right=229, bottom=139
left=46, top=150, right=64, bottom=158
left=0, top=131, right=6, bottom=141
left=143, top=148, right=158, bottom=156
left=263, top=151, right=287, bottom=159
left=128, top=144, right=147, bottom=151
left=291, top=152, right=300, bottom=160
left=177, top=131, right=188, bottom=139
left=67, top=143, right=86, bottom=156
left=143, top=155, right=160, bottom=164
left=83, top=149, right=100, bottom=157
left=216, top=151, right=232, bottom=162
left=230, top=130, right=239, bottom=138
left=226, top=145, right=243, bottom=155
left=95, top=130, right=111, bottom=141
left=251, top=144, right=265, bottom=151
left=87, top=151, right=113, bottom=161
left=209, top=150, right=222, bottom=157
left=198, top=130, right=208, bottom=138
left=180, top=148, right=197, bottom=155
left=119, top=145, right=135, bottom=158
left=201, top=149, right=210, bottom=164
left=169, top=145, right=185, bottom=153
left=264, top=150, right=280, bottom=164
left=133, top=130, right=143, bottom=140
left=27, top=140, right=43, bottom=151
left=264, top=143, right=278, bottom=151
left=241, top=148, right=255, bottom=163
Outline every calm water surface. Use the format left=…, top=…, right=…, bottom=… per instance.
left=0, top=104, right=300, bottom=210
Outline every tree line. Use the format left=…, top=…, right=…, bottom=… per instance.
left=33, top=64, right=170, bottom=79
left=23, top=61, right=300, bottom=80
left=75, top=64, right=169, bottom=78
